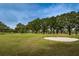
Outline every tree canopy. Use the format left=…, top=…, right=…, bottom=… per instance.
left=0, top=11, right=79, bottom=35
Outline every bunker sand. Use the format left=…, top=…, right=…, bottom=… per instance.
left=44, top=37, right=79, bottom=42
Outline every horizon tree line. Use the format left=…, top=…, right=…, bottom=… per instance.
left=0, top=11, right=79, bottom=35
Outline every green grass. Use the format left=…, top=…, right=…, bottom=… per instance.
left=0, top=33, right=79, bottom=56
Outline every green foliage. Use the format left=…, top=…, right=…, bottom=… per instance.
left=0, top=11, right=79, bottom=35
left=0, top=21, right=11, bottom=32
left=15, top=23, right=26, bottom=33
left=26, top=11, right=79, bottom=35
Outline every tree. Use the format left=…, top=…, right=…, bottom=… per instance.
left=47, top=16, right=56, bottom=34
left=15, top=23, right=26, bottom=33
left=25, top=11, right=79, bottom=35
left=0, top=11, right=79, bottom=35
left=40, top=18, right=49, bottom=34
left=27, top=18, right=41, bottom=33
left=0, top=21, right=10, bottom=32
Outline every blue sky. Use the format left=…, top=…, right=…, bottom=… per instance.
left=0, top=3, right=79, bottom=28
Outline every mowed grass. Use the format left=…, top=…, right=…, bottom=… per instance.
left=0, top=33, right=79, bottom=56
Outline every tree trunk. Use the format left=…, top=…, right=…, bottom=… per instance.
left=56, top=28, right=59, bottom=34
left=60, top=28, right=63, bottom=34
left=68, top=25, right=71, bottom=35
left=75, top=29, right=78, bottom=35
left=53, top=29, right=55, bottom=34
left=50, top=27, right=52, bottom=34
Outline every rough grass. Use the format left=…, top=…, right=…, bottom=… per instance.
left=0, top=33, right=79, bottom=56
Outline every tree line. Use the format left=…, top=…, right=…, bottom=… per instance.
left=0, top=11, right=79, bottom=35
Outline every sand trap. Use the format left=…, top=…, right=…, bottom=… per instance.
left=44, top=37, right=79, bottom=42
